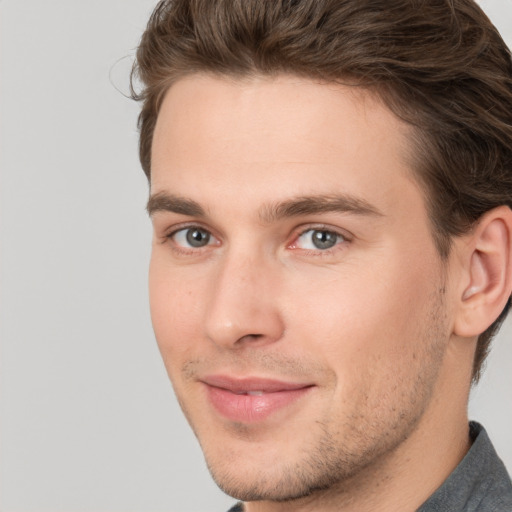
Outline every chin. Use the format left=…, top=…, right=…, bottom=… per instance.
left=198, top=429, right=369, bottom=503
left=207, top=461, right=333, bottom=502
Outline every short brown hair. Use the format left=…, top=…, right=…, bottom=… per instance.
left=131, top=0, right=512, bottom=381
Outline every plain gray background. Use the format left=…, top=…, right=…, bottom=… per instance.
left=0, top=1, right=511, bottom=511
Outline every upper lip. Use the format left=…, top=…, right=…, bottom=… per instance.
left=201, top=375, right=314, bottom=393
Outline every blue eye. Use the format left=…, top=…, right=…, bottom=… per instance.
left=172, top=227, right=212, bottom=248
left=295, top=229, right=344, bottom=250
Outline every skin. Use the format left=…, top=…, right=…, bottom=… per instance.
left=148, top=74, right=477, bottom=512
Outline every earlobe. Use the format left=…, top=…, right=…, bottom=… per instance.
left=454, top=206, right=512, bottom=338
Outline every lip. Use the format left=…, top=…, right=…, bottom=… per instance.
left=201, top=375, right=314, bottom=423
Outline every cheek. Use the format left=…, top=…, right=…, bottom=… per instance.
left=148, top=255, right=205, bottom=364
left=283, top=256, right=440, bottom=372
left=285, top=264, right=446, bottom=430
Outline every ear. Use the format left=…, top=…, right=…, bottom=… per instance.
left=453, top=206, right=512, bottom=337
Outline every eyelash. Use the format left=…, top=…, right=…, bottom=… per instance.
left=163, top=224, right=351, bottom=257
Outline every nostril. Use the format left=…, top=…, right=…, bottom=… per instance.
left=236, top=333, right=265, bottom=344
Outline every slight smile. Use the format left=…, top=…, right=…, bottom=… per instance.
left=201, top=376, right=315, bottom=423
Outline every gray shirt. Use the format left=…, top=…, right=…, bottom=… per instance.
left=227, top=423, right=512, bottom=512
left=418, top=422, right=512, bottom=511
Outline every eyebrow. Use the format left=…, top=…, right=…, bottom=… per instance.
left=147, top=192, right=206, bottom=217
left=260, top=194, right=384, bottom=223
left=146, top=191, right=383, bottom=221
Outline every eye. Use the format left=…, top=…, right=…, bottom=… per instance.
left=171, top=227, right=213, bottom=248
left=293, top=228, right=345, bottom=250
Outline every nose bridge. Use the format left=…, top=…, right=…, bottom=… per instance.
left=205, top=247, right=284, bottom=348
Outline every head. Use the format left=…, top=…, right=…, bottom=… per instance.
left=132, top=0, right=512, bottom=506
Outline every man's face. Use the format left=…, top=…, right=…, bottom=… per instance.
left=149, top=75, right=455, bottom=501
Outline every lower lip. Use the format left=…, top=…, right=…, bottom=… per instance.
left=205, top=385, right=312, bottom=423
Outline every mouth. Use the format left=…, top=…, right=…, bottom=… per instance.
left=201, top=375, right=315, bottom=423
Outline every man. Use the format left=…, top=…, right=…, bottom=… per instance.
left=131, top=0, right=512, bottom=510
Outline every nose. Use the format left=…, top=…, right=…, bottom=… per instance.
left=204, top=253, right=285, bottom=349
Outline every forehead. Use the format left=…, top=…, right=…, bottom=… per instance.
left=150, top=74, right=420, bottom=217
